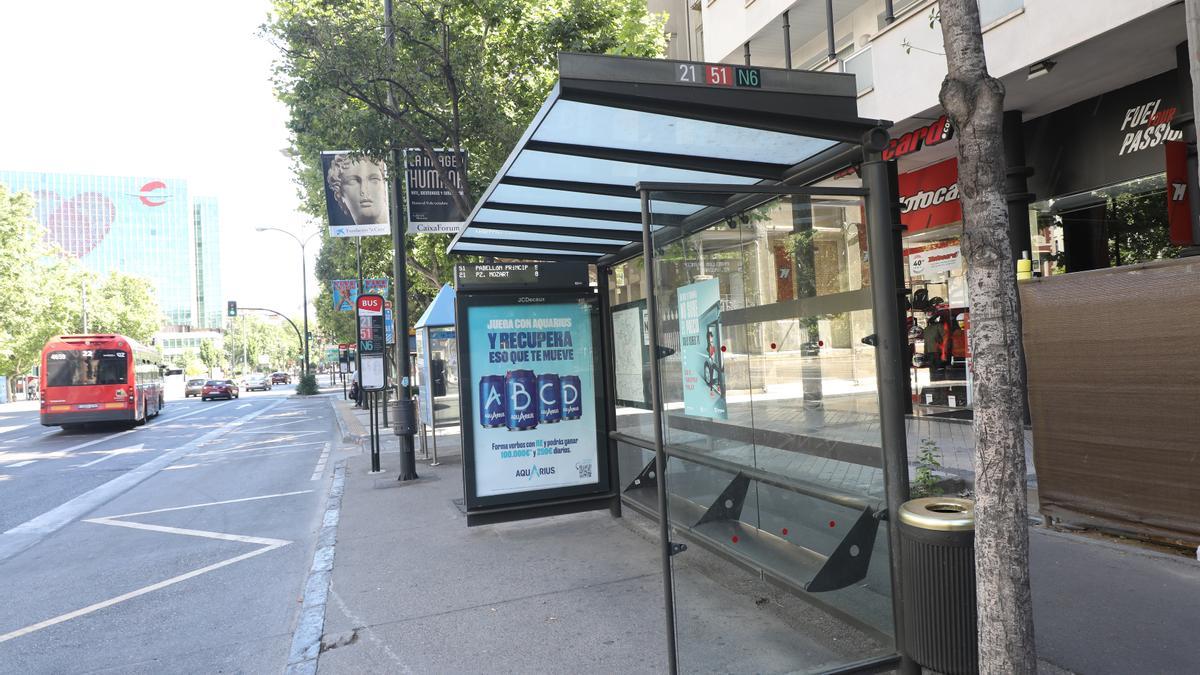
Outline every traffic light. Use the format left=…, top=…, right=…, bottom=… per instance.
left=227, top=301, right=237, bottom=317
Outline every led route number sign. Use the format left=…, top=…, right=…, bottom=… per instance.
left=675, top=63, right=761, bottom=88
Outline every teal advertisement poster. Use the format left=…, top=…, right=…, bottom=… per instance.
left=678, top=278, right=727, bottom=419
left=332, top=280, right=358, bottom=311
left=467, top=301, right=599, bottom=497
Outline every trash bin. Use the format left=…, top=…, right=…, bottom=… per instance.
left=898, top=497, right=978, bottom=675
left=391, top=397, right=417, bottom=436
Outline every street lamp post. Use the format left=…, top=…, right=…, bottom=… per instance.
left=256, top=227, right=319, bottom=376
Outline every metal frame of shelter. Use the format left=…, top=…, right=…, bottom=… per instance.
left=448, top=53, right=914, bottom=675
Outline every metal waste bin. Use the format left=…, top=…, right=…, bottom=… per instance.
left=898, top=497, right=978, bottom=675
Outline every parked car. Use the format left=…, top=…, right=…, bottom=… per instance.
left=201, top=379, right=239, bottom=401
left=184, top=378, right=206, bottom=398
left=271, top=371, right=291, bottom=385
left=245, top=374, right=272, bottom=392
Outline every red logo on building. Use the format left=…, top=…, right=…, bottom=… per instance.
left=138, top=181, right=168, bottom=207
left=898, top=158, right=961, bottom=233
left=883, top=115, right=954, bottom=161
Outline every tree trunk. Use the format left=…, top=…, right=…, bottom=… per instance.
left=937, top=1, right=1037, bottom=672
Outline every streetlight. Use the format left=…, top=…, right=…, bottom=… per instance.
left=256, top=226, right=319, bottom=377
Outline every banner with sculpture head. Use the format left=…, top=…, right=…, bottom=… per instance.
left=321, top=151, right=391, bottom=237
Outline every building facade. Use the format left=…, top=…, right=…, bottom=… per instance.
left=651, top=0, right=1195, bottom=417
left=0, top=170, right=223, bottom=331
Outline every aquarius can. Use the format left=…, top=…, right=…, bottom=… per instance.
left=537, top=373, right=561, bottom=424
left=478, top=375, right=506, bottom=428
left=561, top=374, right=582, bottom=420
left=504, top=369, right=538, bottom=430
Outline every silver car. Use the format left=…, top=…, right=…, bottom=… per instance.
left=184, top=378, right=206, bottom=397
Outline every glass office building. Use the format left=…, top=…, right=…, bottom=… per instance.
left=192, top=196, right=223, bottom=330
left=0, top=170, right=222, bottom=329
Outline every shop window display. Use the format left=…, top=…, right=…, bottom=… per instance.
left=1031, top=173, right=1181, bottom=276
left=903, top=232, right=971, bottom=417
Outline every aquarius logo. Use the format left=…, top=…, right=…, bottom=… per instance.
left=514, top=464, right=556, bottom=480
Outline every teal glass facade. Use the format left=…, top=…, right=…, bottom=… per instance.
left=0, top=170, right=221, bottom=329
left=192, top=196, right=223, bottom=329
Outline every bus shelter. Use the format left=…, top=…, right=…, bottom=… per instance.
left=448, top=53, right=912, bottom=674
left=414, top=283, right=459, bottom=457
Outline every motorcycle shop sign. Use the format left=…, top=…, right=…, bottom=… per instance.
left=898, top=157, right=961, bottom=233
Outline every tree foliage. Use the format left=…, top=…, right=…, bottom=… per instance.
left=0, top=185, right=165, bottom=397
left=222, top=314, right=304, bottom=375
left=265, top=0, right=667, bottom=340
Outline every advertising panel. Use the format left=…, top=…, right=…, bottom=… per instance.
left=405, top=148, right=468, bottom=234
left=320, top=151, right=391, bottom=238
left=909, top=244, right=963, bottom=278
left=611, top=299, right=649, bottom=409
left=464, top=300, right=600, bottom=498
left=362, top=278, right=388, bottom=296
left=677, top=278, right=726, bottom=419
left=332, top=279, right=359, bottom=311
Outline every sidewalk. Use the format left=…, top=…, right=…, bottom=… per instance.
left=318, top=399, right=1200, bottom=674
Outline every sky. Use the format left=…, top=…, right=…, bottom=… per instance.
left=0, top=0, right=317, bottom=321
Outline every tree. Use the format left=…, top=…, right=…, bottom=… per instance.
left=0, top=185, right=88, bottom=398
left=265, top=0, right=668, bottom=339
left=937, top=1, right=1036, bottom=671
left=199, top=340, right=222, bottom=376
left=80, top=271, right=164, bottom=342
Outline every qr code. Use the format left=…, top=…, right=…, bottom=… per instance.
left=576, top=462, right=593, bottom=479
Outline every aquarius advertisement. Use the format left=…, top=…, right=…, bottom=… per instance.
left=467, top=301, right=598, bottom=497
left=678, top=278, right=727, bottom=419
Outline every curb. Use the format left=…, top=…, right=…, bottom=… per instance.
left=329, top=398, right=367, bottom=444
left=284, top=460, right=346, bottom=675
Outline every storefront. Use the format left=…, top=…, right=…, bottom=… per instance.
left=890, top=63, right=1195, bottom=420
left=447, top=54, right=916, bottom=673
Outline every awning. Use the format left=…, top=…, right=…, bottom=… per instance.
left=447, top=53, right=886, bottom=263
left=414, top=283, right=456, bottom=329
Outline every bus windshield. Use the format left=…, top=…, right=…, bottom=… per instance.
left=46, top=349, right=129, bottom=387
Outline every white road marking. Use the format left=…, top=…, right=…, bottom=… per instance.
left=104, top=490, right=314, bottom=519
left=0, top=490, right=309, bottom=644
left=76, top=443, right=147, bottom=468
left=236, top=403, right=252, bottom=409
left=5, top=460, right=37, bottom=468
left=55, top=429, right=137, bottom=456
left=85, top=517, right=291, bottom=547
left=0, top=544, right=284, bottom=644
left=311, top=442, right=331, bottom=481
left=0, top=398, right=288, bottom=563
left=159, top=400, right=232, bottom=422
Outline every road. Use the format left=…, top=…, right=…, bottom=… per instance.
left=0, top=385, right=342, bottom=673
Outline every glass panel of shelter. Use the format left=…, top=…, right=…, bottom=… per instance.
left=640, top=188, right=895, bottom=673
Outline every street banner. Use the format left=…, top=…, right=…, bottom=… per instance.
left=405, top=148, right=468, bottom=234
left=678, top=278, right=727, bottom=419
left=356, top=294, right=386, bottom=390
left=332, top=279, right=358, bottom=312
left=464, top=300, right=599, bottom=498
left=384, top=305, right=395, bottom=345
left=363, top=278, right=388, bottom=296
left=321, top=151, right=391, bottom=238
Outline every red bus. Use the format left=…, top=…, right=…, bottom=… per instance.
left=40, top=334, right=165, bottom=428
